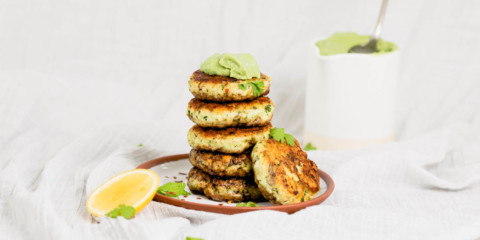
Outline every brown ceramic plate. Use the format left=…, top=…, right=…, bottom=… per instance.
left=137, top=153, right=334, bottom=214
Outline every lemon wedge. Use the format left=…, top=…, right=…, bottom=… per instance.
left=86, top=169, right=160, bottom=217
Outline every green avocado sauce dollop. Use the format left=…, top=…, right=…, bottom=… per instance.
left=200, top=53, right=260, bottom=80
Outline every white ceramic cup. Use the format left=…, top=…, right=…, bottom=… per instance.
left=304, top=38, right=399, bottom=150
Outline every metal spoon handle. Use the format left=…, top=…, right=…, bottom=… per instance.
left=372, top=0, right=389, bottom=41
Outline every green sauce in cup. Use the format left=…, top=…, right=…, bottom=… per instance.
left=316, top=32, right=398, bottom=56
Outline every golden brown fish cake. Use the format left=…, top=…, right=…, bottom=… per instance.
left=188, top=70, right=271, bottom=102
left=189, top=149, right=253, bottom=177
left=187, top=97, right=274, bottom=128
left=187, top=167, right=263, bottom=202
left=187, top=123, right=272, bottom=154
left=251, top=138, right=320, bottom=205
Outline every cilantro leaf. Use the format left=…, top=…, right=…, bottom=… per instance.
left=238, top=83, right=247, bottom=90
left=121, top=206, right=135, bottom=219
left=249, top=80, right=264, bottom=97
left=269, top=128, right=285, bottom=143
left=269, top=128, right=296, bottom=146
left=106, top=204, right=136, bottom=219
left=236, top=201, right=260, bottom=207
left=238, top=80, right=264, bottom=97
left=157, top=182, right=191, bottom=198
left=105, top=207, right=121, bottom=218
left=138, top=144, right=143, bottom=147
left=304, top=142, right=317, bottom=151
left=284, top=133, right=295, bottom=147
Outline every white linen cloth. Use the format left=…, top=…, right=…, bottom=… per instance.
left=2, top=0, right=480, bottom=239
left=2, top=116, right=480, bottom=239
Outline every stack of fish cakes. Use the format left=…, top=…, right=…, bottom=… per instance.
left=186, top=70, right=274, bottom=202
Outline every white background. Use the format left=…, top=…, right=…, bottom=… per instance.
left=2, top=0, right=479, bottom=142
left=1, top=0, right=480, bottom=239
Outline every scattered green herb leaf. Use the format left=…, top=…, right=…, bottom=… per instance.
left=106, top=207, right=121, bottom=218
left=157, top=182, right=191, bottom=198
left=121, top=206, right=135, bottom=219
left=269, top=128, right=296, bottom=147
left=304, top=142, right=317, bottom=151
left=236, top=201, right=260, bottom=207
left=138, top=144, right=143, bottom=147
left=106, top=204, right=136, bottom=219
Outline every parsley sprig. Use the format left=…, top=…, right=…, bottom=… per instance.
left=157, top=182, right=191, bottom=198
left=236, top=201, right=260, bottom=207
left=304, top=142, right=317, bottom=151
left=269, top=128, right=295, bottom=147
left=238, top=80, right=264, bottom=97
left=106, top=204, right=135, bottom=219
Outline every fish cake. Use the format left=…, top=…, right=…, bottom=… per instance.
left=251, top=138, right=320, bottom=205
left=187, top=167, right=263, bottom=202
left=189, top=149, right=252, bottom=177
left=187, top=123, right=271, bottom=154
left=187, top=97, right=274, bottom=128
left=188, top=70, right=271, bottom=102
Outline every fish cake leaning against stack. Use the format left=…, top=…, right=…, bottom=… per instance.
left=186, top=68, right=274, bottom=203
left=251, top=138, right=321, bottom=205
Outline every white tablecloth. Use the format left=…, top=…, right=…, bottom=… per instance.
left=2, top=0, right=480, bottom=239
